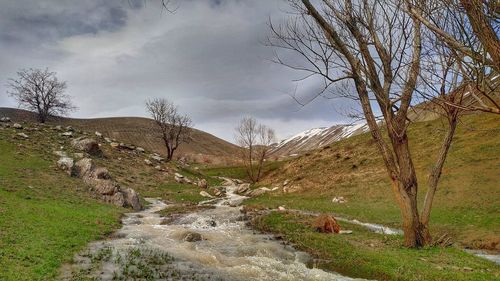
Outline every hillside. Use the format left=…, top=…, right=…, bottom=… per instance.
left=248, top=112, right=500, bottom=251
left=0, top=107, right=240, bottom=165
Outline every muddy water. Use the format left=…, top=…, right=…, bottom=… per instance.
left=64, top=183, right=366, bottom=280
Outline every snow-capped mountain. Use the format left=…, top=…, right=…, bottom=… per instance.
left=270, top=122, right=370, bottom=157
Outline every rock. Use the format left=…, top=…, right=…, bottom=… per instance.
left=118, top=143, right=135, bottom=150
left=175, top=176, right=184, bottom=183
left=65, top=126, right=74, bottom=131
left=312, top=214, right=340, bottom=234
left=332, top=196, right=347, bottom=204
left=95, top=131, right=102, bottom=138
left=122, top=188, right=142, bottom=211
left=183, top=232, right=203, bottom=242
left=237, top=183, right=250, bottom=194
left=73, top=153, right=84, bottom=159
left=61, top=132, right=73, bottom=137
left=144, top=159, right=153, bottom=166
left=110, top=142, right=119, bottom=148
left=278, top=206, right=286, bottom=211
left=54, top=125, right=63, bottom=131
left=339, top=230, right=353, bottom=234
left=174, top=173, right=184, bottom=178
left=154, top=165, right=162, bottom=171
left=0, top=117, right=11, bottom=122
left=283, top=185, right=302, bottom=193
left=104, top=137, right=112, bottom=143
left=271, top=186, right=280, bottom=191
left=136, top=147, right=145, bottom=153
left=73, top=158, right=94, bottom=178
left=283, top=179, right=290, bottom=186
left=57, top=157, right=74, bottom=175
left=16, top=133, right=29, bottom=139
left=53, top=151, right=67, bottom=157
left=13, top=123, right=23, bottom=129
left=107, top=192, right=125, bottom=207
left=151, top=155, right=164, bottom=162
left=93, top=180, right=119, bottom=195
left=71, top=138, right=102, bottom=156
left=197, top=179, right=208, bottom=189
left=199, top=191, right=213, bottom=198
left=92, top=167, right=111, bottom=179
left=249, top=188, right=268, bottom=197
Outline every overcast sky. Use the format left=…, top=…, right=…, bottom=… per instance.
left=0, top=0, right=358, bottom=142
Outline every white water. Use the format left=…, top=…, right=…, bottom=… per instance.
left=64, top=181, right=368, bottom=280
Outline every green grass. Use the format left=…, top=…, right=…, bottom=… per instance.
left=247, top=113, right=500, bottom=250
left=0, top=135, right=122, bottom=281
left=252, top=212, right=500, bottom=281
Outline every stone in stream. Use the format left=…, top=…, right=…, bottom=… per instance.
left=183, top=232, right=203, bottom=242
left=122, top=187, right=142, bottom=211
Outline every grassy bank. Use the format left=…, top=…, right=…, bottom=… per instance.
left=252, top=212, right=499, bottom=281
left=245, top=113, right=499, bottom=250
left=0, top=135, right=122, bottom=280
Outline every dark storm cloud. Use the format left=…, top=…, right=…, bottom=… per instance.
left=0, top=0, right=359, bottom=141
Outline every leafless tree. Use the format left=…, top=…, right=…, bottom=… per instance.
left=146, top=98, right=192, bottom=161
left=7, top=68, right=75, bottom=123
left=269, top=0, right=473, bottom=247
left=235, top=117, right=276, bottom=183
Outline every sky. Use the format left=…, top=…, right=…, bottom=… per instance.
left=0, top=0, right=358, bottom=142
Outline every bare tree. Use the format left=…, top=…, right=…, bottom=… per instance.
left=268, top=0, right=448, bottom=247
left=7, top=68, right=75, bottom=123
left=146, top=98, right=192, bottom=161
left=235, top=117, right=276, bottom=183
left=408, top=0, right=499, bottom=72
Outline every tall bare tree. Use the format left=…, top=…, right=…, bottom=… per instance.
left=7, top=68, right=75, bottom=123
left=146, top=98, right=192, bottom=161
left=268, top=0, right=439, bottom=247
left=235, top=117, right=276, bottom=183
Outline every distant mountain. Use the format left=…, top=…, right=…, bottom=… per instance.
left=0, top=107, right=240, bottom=165
left=270, top=122, right=370, bottom=157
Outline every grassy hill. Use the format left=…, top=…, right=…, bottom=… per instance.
left=203, top=112, right=500, bottom=280
left=0, top=116, right=224, bottom=280
left=0, top=108, right=240, bottom=165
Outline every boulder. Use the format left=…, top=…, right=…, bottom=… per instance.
left=237, top=183, right=250, bottom=194
left=93, top=180, right=119, bottom=195
left=110, top=142, right=119, bottom=148
left=175, top=176, right=184, bottom=183
left=95, top=131, right=103, bottom=138
left=107, top=192, right=125, bottom=207
left=183, top=232, right=203, bottom=242
left=154, top=165, right=162, bottom=171
left=136, top=147, right=145, bottom=153
left=92, top=167, right=111, bottom=179
left=118, top=143, right=135, bottom=150
left=13, top=123, right=23, bottom=129
left=144, top=159, right=153, bottom=166
left=57, top=157, right=74, bottom=175
left=65, top=126, right=74, bottom=131
left=122, top=188, right=142, bottom=211
left=54, top=125, right=63, bottom=131
left=71, top=138, right=102, bottom=156
left=197, top=179, right=208, bottom=189
left=0, top=117, right=11, bottom=122
left=73, top=158, right=94, bottom=178
left=199, top=191, right=213, bottom=198
left=312, top=214, right=340, bottom=234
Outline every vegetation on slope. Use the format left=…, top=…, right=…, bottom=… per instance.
left=0, top=131, right=122, bottom=280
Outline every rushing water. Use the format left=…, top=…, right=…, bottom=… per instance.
left=63, top=181, right=366, bottom=280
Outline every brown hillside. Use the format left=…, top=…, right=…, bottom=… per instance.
left=0, top=107, right=240, bottom=165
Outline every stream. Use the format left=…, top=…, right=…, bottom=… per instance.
left=62, top=181, right=366, bottom=280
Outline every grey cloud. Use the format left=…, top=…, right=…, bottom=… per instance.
left=0, top=0, right=360, bottom=141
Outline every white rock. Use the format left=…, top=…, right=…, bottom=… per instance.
left=332, top=196, right=347, bottom=204
left=144, top=159, right=153, bottom=166
left=174, top=173, right=184, bottom=178
left=199, top=191, right=213, bottom=198
left=136, top=147, right=145, bottom=153
left=61, top=132, right=73, bottom=137
left=278, top=206, right=286, bottom=211
left=13, top=123, right=23, bottom=129
left=17, top=132, right=29, bottom=139
left=95, top=131, right=103, bottom=138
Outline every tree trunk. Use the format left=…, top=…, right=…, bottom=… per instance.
left=389, top=129, right=432, bottom=247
